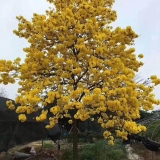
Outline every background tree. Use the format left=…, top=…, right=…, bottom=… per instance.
left=0, top=87, right=8, bottom=98
left=0, top=0, right=160, bottom=159
left=139, top=110, right=155, bottom=120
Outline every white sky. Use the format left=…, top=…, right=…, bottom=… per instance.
left=0, top=0, right=160, bottom=110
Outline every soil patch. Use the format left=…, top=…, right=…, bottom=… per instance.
left=0, top=140, right=66, bottom=160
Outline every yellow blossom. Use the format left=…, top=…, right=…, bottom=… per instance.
left=138, top=54, right=144, bottom=58
left=68, top=120, right=73, bottom=124
left=18, top=114, right=27, bottom=122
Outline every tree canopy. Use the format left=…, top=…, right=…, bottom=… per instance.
left=0, top=0, right=160, bottom=146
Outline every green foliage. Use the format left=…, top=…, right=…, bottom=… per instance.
left=61, top=139, right=127, bottom=160
left=61, top=147, right=73, bottom=160
left=143, top=121, right=160, bottom=141
left=139, top=110, right=155, bottom=120
left=66, top=131, right=104, bottom=143
left=78, top=119, right=102, bottom=133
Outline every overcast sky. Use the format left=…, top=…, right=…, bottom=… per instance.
left=0, top=0, right=160, bottom=110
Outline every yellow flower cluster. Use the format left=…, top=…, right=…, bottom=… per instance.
left=0, top=58, right=20, bottom=84
left=18, top=114, right=27, bottom=122
left=74, top=109, right=90, bottom=121
left=108, top=140, right=114, bottom=146
left=138, top=54, right=144, bottom=58
left=70, top=88, right=83, bottom=99
left=103, top=131, right=115, bottom=145
left=16, top=106, right=27, bottom=113
left=0, top=0, right=160, bottom=145
left=116, top=130, right=128, bottom=140
left=45, top=91, right=56, bottom=103
left=124, top=121, right=146, bottom=134
left=50, top=106, right=60, bottom=115
left=150, top=75, right=160, bottom=86
left=103, top=131, right=111, bottom=138
left=82, top=95, right=93, bottom=105
left=46, top=117, right=58, bottom=129
left=6, top=100, right=15, bottom=110
left=68, top=119, right=73, bottom=124
left=36, top=110, right=48, bottom=122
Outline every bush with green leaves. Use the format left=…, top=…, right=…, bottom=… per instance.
left=62, top=139, right=127, bottom=160
left=66, top=131, right=104, bottom=143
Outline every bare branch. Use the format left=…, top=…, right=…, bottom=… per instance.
left=134, top=74, right=151, bottom=86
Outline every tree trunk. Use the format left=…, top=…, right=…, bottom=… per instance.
left=73, top=118, right=78, bottom=160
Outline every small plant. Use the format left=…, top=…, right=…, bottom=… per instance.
left=43, top=140, right=55, bottom=148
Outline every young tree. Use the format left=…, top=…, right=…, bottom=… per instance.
left=0, top=0, right=160, bottom=159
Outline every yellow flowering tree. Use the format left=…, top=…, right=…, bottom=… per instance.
left=0, top=0, right=160, bottom=159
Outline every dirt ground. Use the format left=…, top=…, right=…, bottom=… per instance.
left=1, top=140, right=160, bottom=160
left=0, top=140, right=68, bottom=160
left=131, top=142, right=160, bottom=160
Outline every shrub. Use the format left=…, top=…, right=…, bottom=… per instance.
left=62, top=139, right=127, bottom=160
left=61, top=147, right=73, bottom=160
left=79, top=139, right=127, bottom=160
